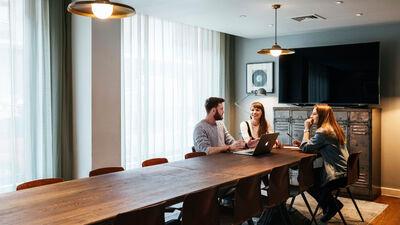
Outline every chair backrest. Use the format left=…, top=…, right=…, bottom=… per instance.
left=89, top=166, right=125, bottom=177
left=185, top=152, right=206, bottom=159
left=265, top=165, right=289, bottom=208
left=16, top=178, right=64, bottom=191
left=347, top=152, right=361, bottom=185
left=114, top=201, right=165, bottom=225
left=297, top=156, right=315, bottom=192
left=181, top=187, right=220, bottom=225
left=142, top=158, right=169, bottom=167
left=234, top=175, right=263, bottom=224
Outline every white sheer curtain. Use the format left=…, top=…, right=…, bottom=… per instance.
left=122, top=14, right=223, bottom=169
left=0, top=0, right=54, bottom=193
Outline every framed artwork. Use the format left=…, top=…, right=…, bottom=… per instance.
left=246, top=62, right=274, bottom=93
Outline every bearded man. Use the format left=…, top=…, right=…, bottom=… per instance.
left=193, top=97, right=257, bottom=154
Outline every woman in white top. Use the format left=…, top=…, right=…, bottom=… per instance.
left=240, top=101, right=274, bottom=143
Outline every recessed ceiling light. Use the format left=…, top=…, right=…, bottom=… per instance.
left=356, top=13, right=363, bottom=16
left=268, top=24, right=274, bottom=27
left=239, top=15, right=247, bottom=18
left=336, top=1, right=344, bottom=4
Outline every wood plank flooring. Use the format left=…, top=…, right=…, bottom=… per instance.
left=371, top=195, right=400, bottom=225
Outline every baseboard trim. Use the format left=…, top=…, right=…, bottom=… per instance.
left=381, top=187, right=400, bottom=198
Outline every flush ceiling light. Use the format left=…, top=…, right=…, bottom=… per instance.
left=257, top=4, right=294, bottom=57
left=68, top=0, right=135, bottom=19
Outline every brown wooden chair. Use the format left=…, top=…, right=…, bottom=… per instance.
left=287, top=156, right=317, bottom=225
left=181, top=186, right=220, bottom=225
left=184, top=152, right=206, bottom=159
left=16, top=178, right=64, bottom=191
left=258, top=165, right=292, bottom=225
left=220, top=175, right=263, bottom=225
left=114, top=201, right=166, bottom=225
left=142, top=158, right=169, bottom=167
left=89, top=166, right=125, bottom=177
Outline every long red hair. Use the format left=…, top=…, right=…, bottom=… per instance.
left=315, top=104, right=345, bottom=146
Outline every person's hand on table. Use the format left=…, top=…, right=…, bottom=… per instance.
left=273, top=139, right=283, bottom=148
left=229, top=140, right=246, bottom=151
left=247, top=138, right=259, bottom=148
left=292, top=139, right=301, bottom=147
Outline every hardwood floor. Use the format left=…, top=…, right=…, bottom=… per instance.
left=371, top=195, right=400, bottom=225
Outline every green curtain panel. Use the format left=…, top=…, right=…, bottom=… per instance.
left=49, top=0, right=73, bottom=180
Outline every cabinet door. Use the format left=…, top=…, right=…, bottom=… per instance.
left=274, top=110, right=290, bottom=120
left=350, top=111, right=370, bottom=123
left=292, top=123, right=305, bottom=142
left=349, top=124, right=370, bottom=189
left=338, top=122, right=349, bottom=142
left=334, top=111, right=348, bottom=122
left=274, top=122, right=290, bottom=145
left=291, top=110, right=309, bottom=120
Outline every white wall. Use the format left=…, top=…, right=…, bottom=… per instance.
left=91, top=19, right=121, bottom=169
left=71, top=15, right=92, bottom=178
left=71, top=17, right=121, bottom=178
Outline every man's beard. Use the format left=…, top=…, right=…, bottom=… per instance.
left=214, top=112, right=223, bottom=120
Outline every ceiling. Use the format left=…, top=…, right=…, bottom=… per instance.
left=122, top=0, right=400, bottom=39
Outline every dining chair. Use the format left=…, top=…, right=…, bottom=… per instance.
left=220, top=175, right=263, bottom=225
left=89, top=166, right=125, bottom=177
left=184, top=152, right=206, bottom=159
left=16, top=178, right=64, bottom=191
left=142, top=158, right=169, bottom=167
left=258, top=164, right=292, bottom=225
left=311, top=152, right=363, bottom=225
left=179, top=186, right=220, bottom=225
left=114, top=201, right=166, bottom=225
left=287, top=156, right=317, bottom=225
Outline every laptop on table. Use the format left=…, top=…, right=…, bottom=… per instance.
left=233, top=132, right=279, bottom=156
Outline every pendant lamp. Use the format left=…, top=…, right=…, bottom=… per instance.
left=68, top=0, right=135, bottom=19
left=257, top=4, right=294, bottom=57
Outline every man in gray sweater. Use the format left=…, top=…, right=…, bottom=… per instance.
left=193, top=97, right=257, bottom=154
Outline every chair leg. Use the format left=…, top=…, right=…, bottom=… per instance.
left=346, top=187, right=364, bottom=222
left=288, top=196, right=296, bottom=212
left=337, top=209, right=348, bottom=225
left=310, top=203, right=320, bottom=225
left=301, top=193, right=318, bottom=225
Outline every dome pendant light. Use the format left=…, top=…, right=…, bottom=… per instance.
left=68, top=0, right=135, bottom=19
left=257, top=4, right=294, bottom=57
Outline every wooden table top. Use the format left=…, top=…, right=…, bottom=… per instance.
left=0, top=148, right=313, bottom=225
left=168, top=148, right=311, bottom=177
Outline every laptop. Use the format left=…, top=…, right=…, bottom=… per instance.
left=233, top=132, right=279, bottom=156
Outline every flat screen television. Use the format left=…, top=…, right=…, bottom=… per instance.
left=279, top=42, right=380, bottom=105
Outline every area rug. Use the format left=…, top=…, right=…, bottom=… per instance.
left=288, top=192, right=388, bottom=224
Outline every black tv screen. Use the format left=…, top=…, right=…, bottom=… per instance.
left=279, top=42, right=380, bottom=105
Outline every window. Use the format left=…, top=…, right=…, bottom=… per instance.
left=0, top=0, right=53, bottom=193
left=122, top=14, right=223, bottom=168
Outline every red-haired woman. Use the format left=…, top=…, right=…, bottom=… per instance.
left=294, top=104, right=349, bottom=223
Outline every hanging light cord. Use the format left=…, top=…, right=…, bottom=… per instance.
left=274, top=6, right=278, bottom=45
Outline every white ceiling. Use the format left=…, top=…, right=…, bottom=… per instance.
left=122, top=0, right=400, bottom=39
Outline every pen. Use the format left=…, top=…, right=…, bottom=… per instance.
left=286, top=132, right=295, bottom=140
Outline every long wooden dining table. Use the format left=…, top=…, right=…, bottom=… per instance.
left=0, top=147, right=313, bottom=225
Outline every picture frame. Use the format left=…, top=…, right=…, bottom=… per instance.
left=246, top=62, right=274, bottom=94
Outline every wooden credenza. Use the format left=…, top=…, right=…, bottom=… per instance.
left=274, top=106, right=381, bottom=200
